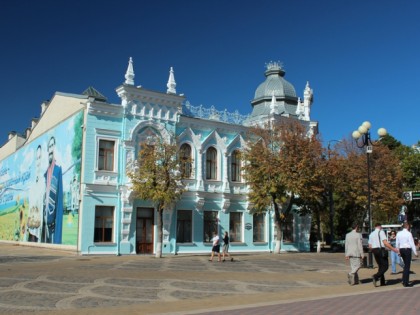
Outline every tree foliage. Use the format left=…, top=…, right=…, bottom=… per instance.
left=242, top=119, right=325, bottom=253
left=71, top=111, right=84, bottom=175
left=127, top=136, right=187, bottom=258
left=332, top=138, right=403, bottom=236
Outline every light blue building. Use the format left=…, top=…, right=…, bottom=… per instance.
left=0, top=58, right=318, bottom=255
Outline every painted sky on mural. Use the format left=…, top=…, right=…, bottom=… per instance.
left=0, top=0, right=419, bottom=146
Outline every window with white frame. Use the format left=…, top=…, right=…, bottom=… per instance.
left=98, top=139, right=115, bottom=171
left=253, top=213, right=266, bottom=242
left=177, top=210, right=192, bottom=243
left=203, top=211, right=218, bottom=242
left=231, top=150, right=241, bottom=182
left=229, top=212, right=243, bottom=242
left=180, top=143, right=192, bottom=178
left=94, top=206, right=114, bottom=242
left=206, top=147, right=217, bottom=180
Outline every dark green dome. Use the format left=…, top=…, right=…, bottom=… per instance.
left=253, top=63, right=296, bottom=101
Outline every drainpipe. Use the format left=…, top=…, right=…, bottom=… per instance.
left=78, top=104, right=89, bottom=255
left=116, top=100, right=128, bottom=256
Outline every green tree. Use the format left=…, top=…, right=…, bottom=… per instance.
left=242, top=119, right=325, bottom=253
left=379, top=134, right=402, bottom=151
left=127, top=136, right=187, bottom=258
left=71, top=111, right=84, bottom=175
left=399, top=146, right=420, bottom=191
left=333, top=138, right=403, bottom=234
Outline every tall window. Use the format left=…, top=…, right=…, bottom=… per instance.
left=180, top=143, right=192, bottom=178
left=98, top=140, right=115, bottom=171
left=94, top=206, right=114, bottom=242
left=282, top=213, right=294, bottom=243
left=177, top=210, right=192, bottom=243
left=253, top=213, right=266, bottom=242
left=203, top=211, right=218, bottom=242
left=206, top=147, right=217, bottom=180
left=231, top=150, right=241, bottom=182
left=229, top=212, right=243, bottom=242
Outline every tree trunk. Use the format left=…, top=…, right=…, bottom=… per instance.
left=273, top=195, right=294, bottom=254
left=156, top=206, right=163, bottom=258
left=272, top=198, right=282, bottom=254
left=316, top=210, right=321, bottom=242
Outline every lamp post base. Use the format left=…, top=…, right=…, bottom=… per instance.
left=362, top=252, right=374, bottom=269
left=367, top=252, right=374, bottom=269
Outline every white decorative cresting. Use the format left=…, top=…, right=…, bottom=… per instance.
left=265, top=61, right=283, bottom=70
left=124, top=57, right=135, bottom=85
left=166, top=66, right=177, bottom=94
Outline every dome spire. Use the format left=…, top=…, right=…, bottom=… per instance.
left=124, top=57, right=135, bottom=85
left=302, top=81, right=313, bottom=121
left=166, top=66, right=176, bottom=94
left=270, top=91, right=277, bottom=114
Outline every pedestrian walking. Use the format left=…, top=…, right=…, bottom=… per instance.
left=368, top=223, right=398, bottom=287
left=209, top=231, right=221, bottom=262
left=222, top=231, right=234, bottom=262
left=344, top=223, right=364, bottom=285
left=388, top=230, right=404, bottom=274
left=396, top=222, right=418, bottom=287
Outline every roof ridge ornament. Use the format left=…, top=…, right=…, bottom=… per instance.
left=265, top=61, right=283, bottom=71
left=166, top=66, right=177, bottom=94
left=124, top=57, right=135, bottom=85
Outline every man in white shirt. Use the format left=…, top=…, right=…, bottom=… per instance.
left=396, top=222, right=418, bottom=287
left=368, top=223, right=398, bottom=287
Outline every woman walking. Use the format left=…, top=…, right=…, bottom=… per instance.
left=222, top=231, right=234, bottom=262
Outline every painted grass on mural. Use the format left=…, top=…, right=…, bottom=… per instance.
left=0, top=204, right=78, bottom=245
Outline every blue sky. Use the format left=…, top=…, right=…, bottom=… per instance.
left=1, top=0, right=419, bottom=146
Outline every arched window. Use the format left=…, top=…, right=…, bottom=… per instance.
left=231, top=150, right=241, bottom=182
left=180, top=143, right=192, bottom=178
left=206, top=147, right=217, bottom=180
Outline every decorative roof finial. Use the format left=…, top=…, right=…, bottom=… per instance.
left=166, top=66, right=177, bottom=94
left=265, top=61, right=283, bottom=71
left=304, top=81, right=313, bottom=101
left=124, top=57, right=135, bottom=85
left=270, top=91, right=277, bottom=114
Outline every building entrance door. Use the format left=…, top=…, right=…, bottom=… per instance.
left=136, top=207, right=154, bottom=254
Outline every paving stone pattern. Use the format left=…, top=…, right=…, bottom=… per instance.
left=0, top=244, right=418, bottom=315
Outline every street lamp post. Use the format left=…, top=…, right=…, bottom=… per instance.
left=352, top=121, right=387, bottom=268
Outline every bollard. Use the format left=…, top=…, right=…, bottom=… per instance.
left=317, top=240, right=321, bottom=253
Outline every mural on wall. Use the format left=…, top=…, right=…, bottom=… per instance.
left=0, top=111, right=83, bottom=245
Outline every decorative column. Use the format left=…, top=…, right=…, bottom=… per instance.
left=196, top=149, right=204, bottom=190
left=223, top=152, right=230, bottom=193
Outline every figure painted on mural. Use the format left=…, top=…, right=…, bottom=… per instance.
left=27, top=145, right=45, bottom=242
left=222, top=231, right=234, bottom=262
left=344, top=223, right=364, bottom=285
left=70, top=175, right=79, bottom=217
left=42, top=136, right=63, bottom=244
left=209, top=231, right=221, bottom=262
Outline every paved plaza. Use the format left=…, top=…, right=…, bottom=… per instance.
left=0, top=243, right=419, bottom=315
